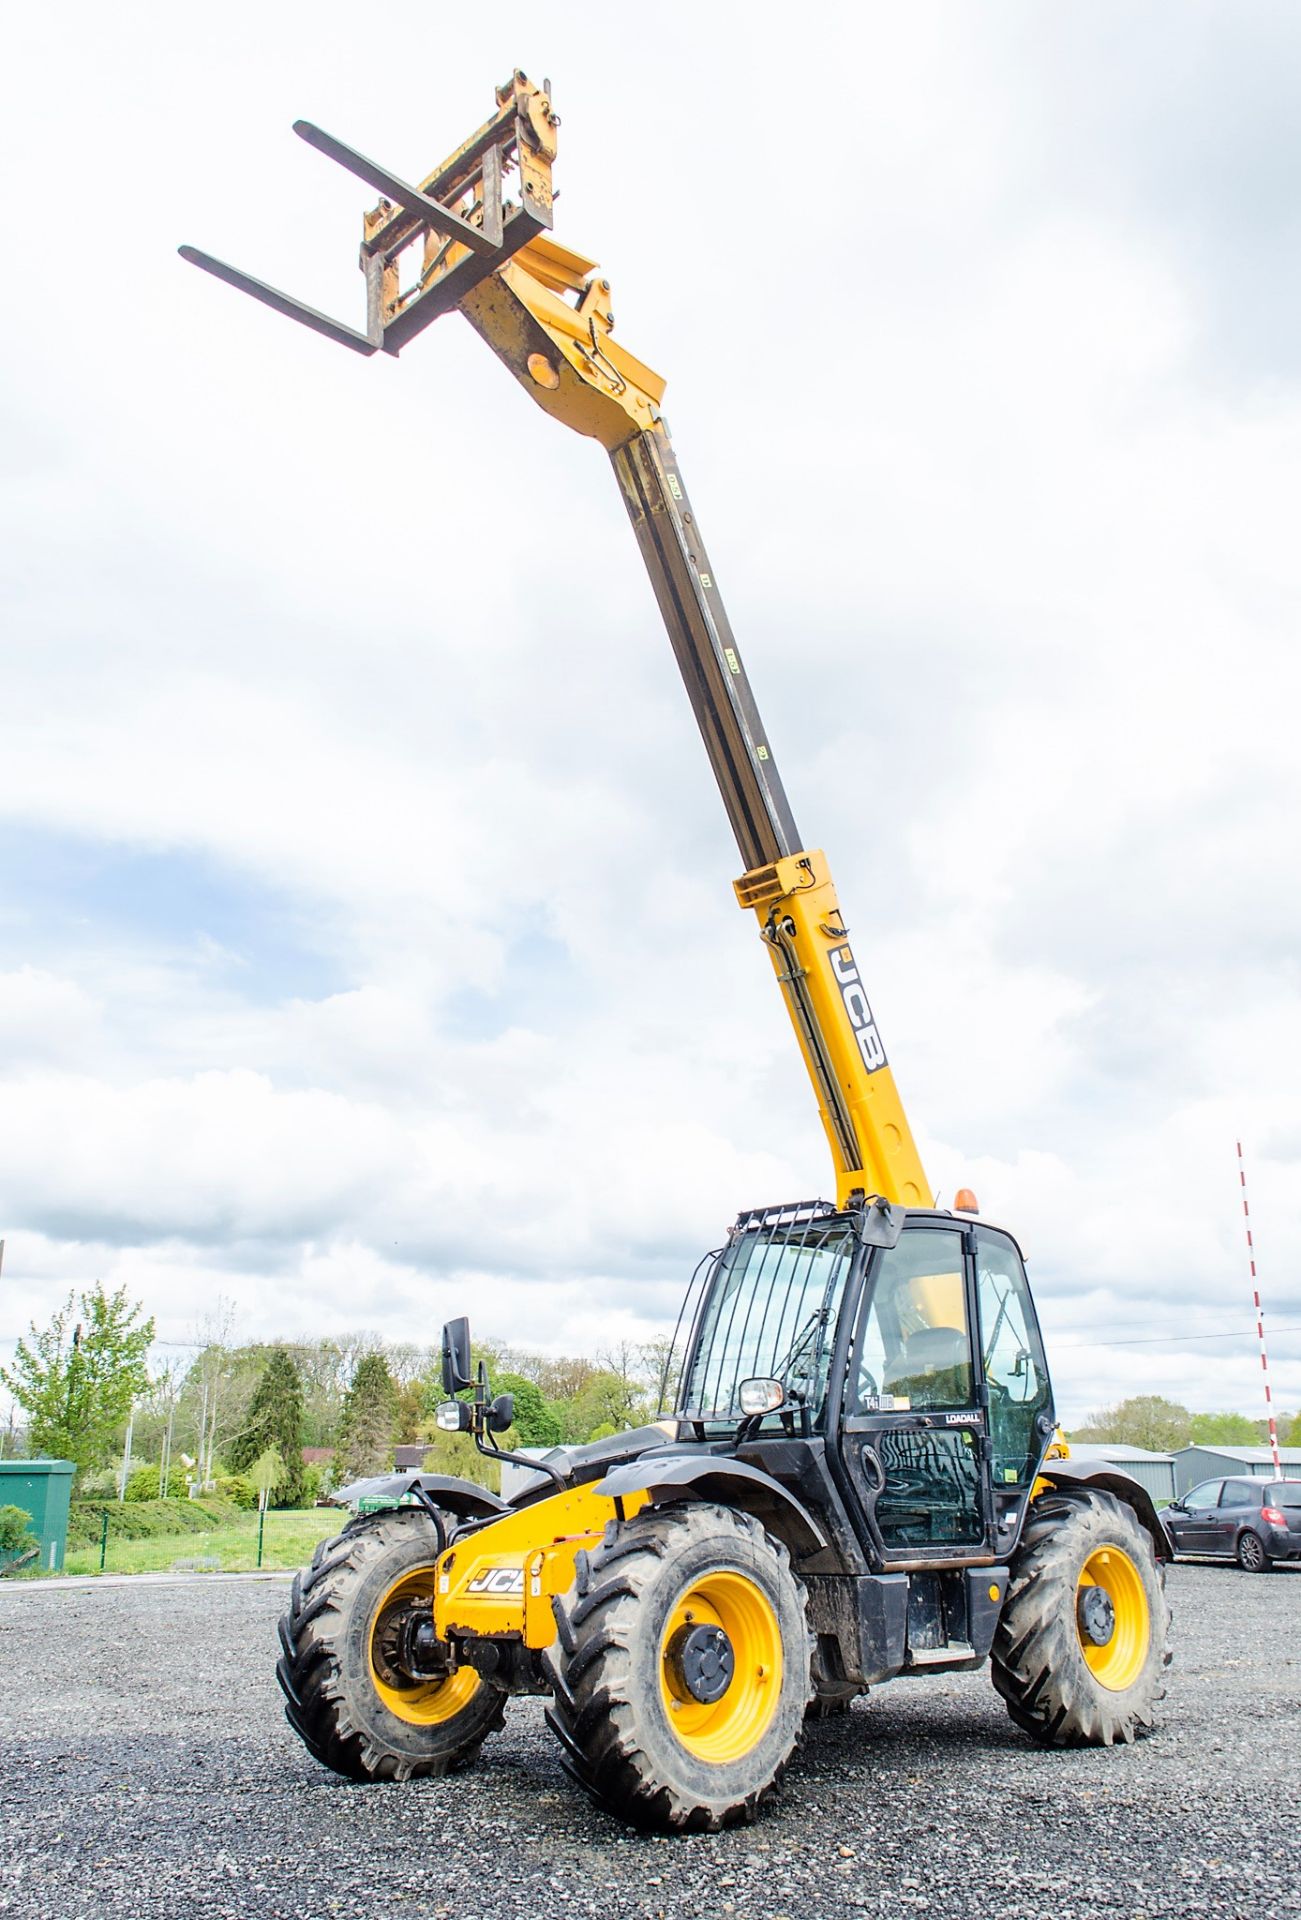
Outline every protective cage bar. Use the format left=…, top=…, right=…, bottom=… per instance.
left=179, top=70, right=559, bottom=357
left=676, top=1201, right=854, bottom=1422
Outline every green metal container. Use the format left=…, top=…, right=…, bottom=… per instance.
left=0, top=1459, right=76, bottom=1573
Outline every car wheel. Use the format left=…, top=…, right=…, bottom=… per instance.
left=1236, top=1530, right=1269, bottom=1573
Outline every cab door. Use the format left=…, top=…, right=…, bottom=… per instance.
left=840, top=1223, right=991, bottom=1558
left=972, top=1228, right=1054, bottom=1510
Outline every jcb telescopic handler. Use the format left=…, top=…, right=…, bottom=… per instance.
left=184, top=72, right=1172, bottom=1831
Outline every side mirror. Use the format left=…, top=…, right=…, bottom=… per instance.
left=441, top=1316, right=473, bottom=1394
left=855, top=1197, right=906, bottom=1249
left=487, top=1392, right=515, bottom=1435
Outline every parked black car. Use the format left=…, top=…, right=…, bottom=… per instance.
left=1163, top=1477, right=1301, bottom=1571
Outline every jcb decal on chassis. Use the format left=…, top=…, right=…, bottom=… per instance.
left=466, top=1567, right=526, bottom=1595
left=827, top=945, right=887, bottom=1073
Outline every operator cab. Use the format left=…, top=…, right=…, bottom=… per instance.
left=670, top=1200, right=1055, bottom=1568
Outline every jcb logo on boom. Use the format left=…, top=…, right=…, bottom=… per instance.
left=466, top=1567, right=525, bottom=1595
left=827, top=944, right=887, bottom=1074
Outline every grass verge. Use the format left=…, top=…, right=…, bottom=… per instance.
left=59, top=1508, right=341, bottom=1576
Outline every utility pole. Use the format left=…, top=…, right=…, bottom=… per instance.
left=118, top=1404, right=135, bottom=1501
left=197, top=1379, right=210, bottom=1493
left=1237, top=1140, right=1282, bottom=1473
left=160, top=1393, right=176, bottom=1500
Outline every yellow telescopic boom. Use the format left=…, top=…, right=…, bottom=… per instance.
left=181, top=70, right=930, bottom=1210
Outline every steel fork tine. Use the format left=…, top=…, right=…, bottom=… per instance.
left=177, top=246, right=381, bottom=356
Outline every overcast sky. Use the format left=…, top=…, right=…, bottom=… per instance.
left=2, top=3, right=1299, bottom=1429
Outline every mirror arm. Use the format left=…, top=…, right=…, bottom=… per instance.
left=472, top=1428, right=569, bottom=1493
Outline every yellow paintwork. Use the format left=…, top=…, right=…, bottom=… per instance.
left=659, top=1570, right=782, bottom=1764
left=460, top=257, right=665, bottom=451
left=433, top=1480, right=649, bottom=1650
left=1077, top=1544, right=1150, bottom=1692
left=369, top=1565, right=485, bottom=1725
left=735, top=849, right=929, bottom=1209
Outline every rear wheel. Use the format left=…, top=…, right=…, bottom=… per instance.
left=992, top=1486, right=1170, bottom=1746
left=276, top=1509, right=505, bottom=1781
left=545, top=1503, right=813, bottom=1831
left=1236, top=1529, right=1269, bottom=1573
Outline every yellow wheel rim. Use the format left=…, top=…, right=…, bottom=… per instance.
left=1076, top=1546, right=1150, bottom=1692
left=659, top=1570, right=783, bottom=1764
left=368, top=1568, right=481, bottom=1727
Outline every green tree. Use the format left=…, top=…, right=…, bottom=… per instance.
left=250, top=1446, right=287, bottom=1509
left=1073, top=1395, right=1192, bottom=1453
left=0, top=1284, right=154, bottom=1474
left=335, top=1353, right=399, bottom=1482
left=563, top=1368, right=650, bottom=1444
left=1189, top=1410, right=1263, bottom=1447
left=417, top=1424, right=501, bottom=1494
left=225, top=1347, right=306, bottom=1506
left=495, top=1373, right=564, bottom=1449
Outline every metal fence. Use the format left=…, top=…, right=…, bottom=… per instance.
left=57, top=1505, right=339, bottom=1578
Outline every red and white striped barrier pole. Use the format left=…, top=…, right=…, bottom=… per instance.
left=1238, top=1139, right=1282, bottom=1473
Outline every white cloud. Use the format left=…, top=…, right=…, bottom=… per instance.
left=1, top=5, right=1299, bottom=1431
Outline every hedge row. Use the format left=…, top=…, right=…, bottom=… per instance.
left=67, top=1497, right=238, bottom=1548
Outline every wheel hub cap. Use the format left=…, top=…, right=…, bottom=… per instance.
left=1076, top=1582, right=1115, bottom=1647
left=665, top=1622, right=735, bottom=1703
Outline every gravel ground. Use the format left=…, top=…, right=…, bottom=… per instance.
left=2, top=1560, right=1299, bottom=1920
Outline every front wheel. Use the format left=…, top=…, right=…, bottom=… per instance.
left=545, top=1503, right=813, bottom=1831
left=1236, top=1529, right=1269, bottom=1573
left=992, top=1486, right=1171, bottom=1746
left=276, top=1510, right=505, bottom=1781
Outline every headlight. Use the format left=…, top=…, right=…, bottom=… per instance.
left=436, top=1400, right=468, bottom=1432
left=738, top=1377, right=785, bottom=1417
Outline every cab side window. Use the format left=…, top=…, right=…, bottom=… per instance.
left=974, top=1229, right=1052, bottom=1489
left=1184, top=1481, right=1222, bottom=1509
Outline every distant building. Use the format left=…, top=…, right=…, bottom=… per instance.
left=1067, top=1442, right=1176, bottom=1503
left=1171, top=1444, right=1301, bottom=1496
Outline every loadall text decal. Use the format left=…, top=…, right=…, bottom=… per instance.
left=827, top=945, right=888, bottom=1072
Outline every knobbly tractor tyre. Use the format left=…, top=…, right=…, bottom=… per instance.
left=992, top=1485, right=1171, bottom=1747
left=545, top=1503, right=813, bottom=1832
left=276, top=1509, right=505, bottom=1782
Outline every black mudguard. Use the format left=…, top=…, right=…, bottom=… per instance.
left=331, top=1469, right=508, bottom=1520
left=595, top=1454, right=828, bottom=1561
left=1037, top=1459, right=1174, bottom=1560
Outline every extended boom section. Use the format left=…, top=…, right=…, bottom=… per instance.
left=179, top=69, right=928, bottom=1209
